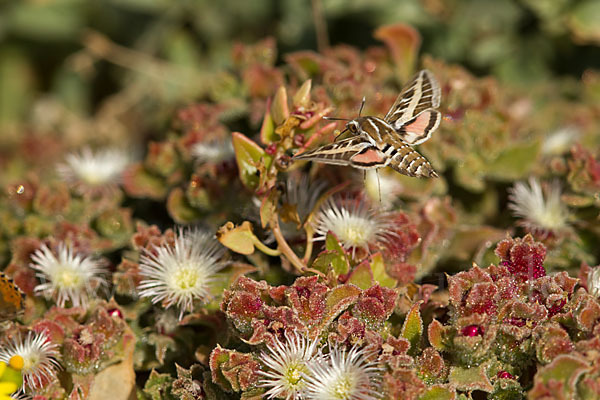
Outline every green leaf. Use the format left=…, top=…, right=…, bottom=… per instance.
left=260, top=98, right=278, bottom=145
left=347, top=260, right=374, bottom=290
left=418, top=386, right=456, bottom=400
left=216, top=221, right=256, bottom=255
left=271, top=86, right=289, bottom=126
left=486, top=141, right=540, bottom=181
left=569, top=1, right=600, bottom=44
left=167, top=188, right=203, bottom=224
left=232, top=132, right=267, bottom=190
left=292, top=79, right=312, bottom=108
left=533, top=355, right=589, bottom=399
left=370, top=253, right=397, bottom=288
left=312, top=250, right=346, bottom=275
left=449, top=363, right=493, bottom=393
left=324, top=232, right=350, bottom=275
left=427, top=319, right=448, bottom=351
left=401, top=301, right=423, bottom=355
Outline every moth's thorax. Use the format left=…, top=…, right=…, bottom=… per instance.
left=348, top=116, right=393, bottom=145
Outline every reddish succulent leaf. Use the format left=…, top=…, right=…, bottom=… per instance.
left=529, top=354, right=590, bottom=400
left=374, top=23, right=421, bottom=82
left=315, top=284, right=361, bottom=333
left=209, top=345, right=260, bottom=393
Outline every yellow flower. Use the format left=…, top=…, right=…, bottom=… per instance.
left=0, top=356, right=23, bottom=400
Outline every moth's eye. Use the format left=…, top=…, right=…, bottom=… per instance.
left=348, top=123, right=357, bottom=133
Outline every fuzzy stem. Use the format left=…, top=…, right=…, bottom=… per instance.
left=271, top=216, right=306, bottom=273
left=302, top=225, right=315, bottom=264
left=252, top=237, right=282, bottom=257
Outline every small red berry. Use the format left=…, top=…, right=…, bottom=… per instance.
left=108, top=308, right=123, bottom=319
left=497, top=371, right=515, bottom=379
left=461, top=325, right=483, bottom=337
left=265, top=143, right=278, bottom=155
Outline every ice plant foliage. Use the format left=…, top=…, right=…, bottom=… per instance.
left=0, top=331, right=60, bottom=392
left=57, top=147, right=130, bottom=187
left=137, top=228, right=226, bottom=319
left=508, top=178, right=568, bottom=236
left=258, top=332, right=320, bottom=400
left=30, top=243, right=107, bottom=308
left=304, top=345, right=381, bottom=400
left=312, top=198, right=395, bottom=257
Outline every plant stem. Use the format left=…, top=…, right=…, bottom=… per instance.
left=271, top=216, right=306, bottom=273
left=302, top=226, right=315, bottom=264
left=252, top=237, right=282, bottom=257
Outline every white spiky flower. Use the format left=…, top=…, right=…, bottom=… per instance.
left=304, top=345, right=381, bottom=400
left=191, top=140, right=234, bottom=164
left=541, top=126, right=579, bottom=155
left=285, top=176, right=327, bottom=224
left=312, top=198, right=395, bottom=257
left=57, top=147, right=130, bottom=188
left=137, top=228, right=226, bottom=320
left=588, top=267, right=600, bottom=298
left=30, top=243, right=107, bottom=308
left=0, top=331, right=60, bottom=392
left=508, top=178, right=569, bottom=236
left=258, top=332, right=321, bottom=400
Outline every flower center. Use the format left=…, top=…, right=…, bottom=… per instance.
left=535, top=206, right=564, bottom=229
left=332, top=375, right=353, bottom=399
left=21, top=353, right=39, bottom=373
left=285, top=364, right=303, bottom=386
left=55, top=265, right=83, bottom=288
left=172, top=265, right=201, bottom=291
left=339, top=218, right=370, bottom=246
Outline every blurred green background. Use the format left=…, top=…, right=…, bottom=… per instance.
left=1, top=0, right=599, bottom=143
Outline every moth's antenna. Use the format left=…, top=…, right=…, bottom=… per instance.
left=358, top=96, right=366, bottom=117
left=323, top=116, right=350, bottom=121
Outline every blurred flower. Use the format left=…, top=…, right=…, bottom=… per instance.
left=588, top=267, right=600, bottom=298
left=284, top=176, right=327, bottom=224
left=258, top=332, right=321, bottom=400
left=137, top=228, right=226, bottom=319
left=0, top=332, right=60, bottom=392
left=57, top=147, right=130, bottom=191
left=312, top=198, right=395, bottom=257
left=363, top=170, right=403, bottom=209
left=508, top=178, right=568, bottom=236
left=30, top=243, right=107, bottom=308
left=304, top=345, right=381, bottom=400
left=191, top=140, right=234, bottom=164
left=541, top=126, right=579, bottom=155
